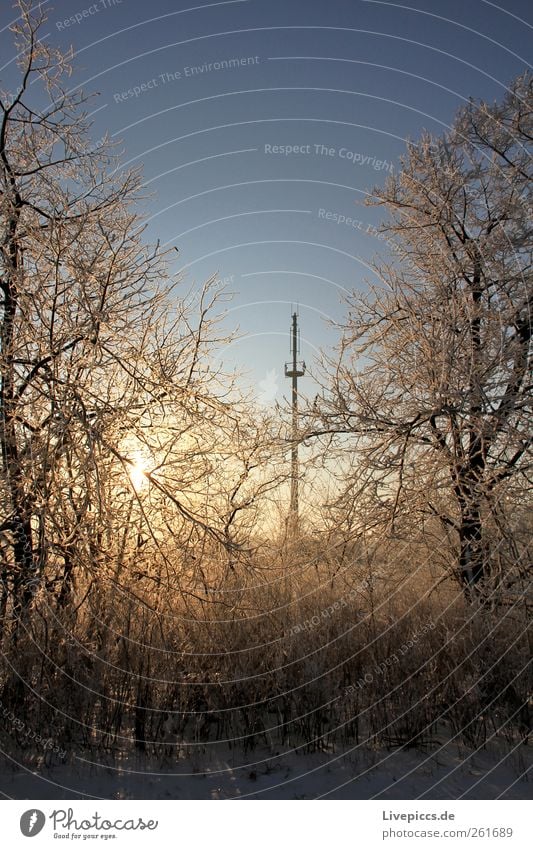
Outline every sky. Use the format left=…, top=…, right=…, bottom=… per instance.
left=1, top=0, right=531, bottom=405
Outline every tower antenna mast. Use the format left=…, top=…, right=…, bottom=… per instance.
left=284, top=309, right=306, bottom=536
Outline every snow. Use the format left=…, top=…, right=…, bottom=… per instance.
left=1, top=739, right=530, bottom=800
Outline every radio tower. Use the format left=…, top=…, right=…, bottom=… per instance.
left=285, top=310, right=306, bottom=536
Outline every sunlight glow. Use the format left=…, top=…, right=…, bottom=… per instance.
left=128, top=454, right=150, bottom=491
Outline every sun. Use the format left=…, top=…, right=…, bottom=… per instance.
left=128, top=453, right=150, bottom=490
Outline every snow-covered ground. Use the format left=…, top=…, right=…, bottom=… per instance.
left=1, top=739, right=530, bottom=799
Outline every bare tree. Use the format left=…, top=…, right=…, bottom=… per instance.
left=311, top=73, right=532, bottom=600
left=0, top=3, right=251, bottom=629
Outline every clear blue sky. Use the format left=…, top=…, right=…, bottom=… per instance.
left=1, top=0, right=531, bottom=403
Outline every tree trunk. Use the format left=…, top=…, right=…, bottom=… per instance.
left=458, top=504, right=485, bottom=595
left=11, top=510, right=35, bottom=619
left=0, top=191, right=37, bottom=623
